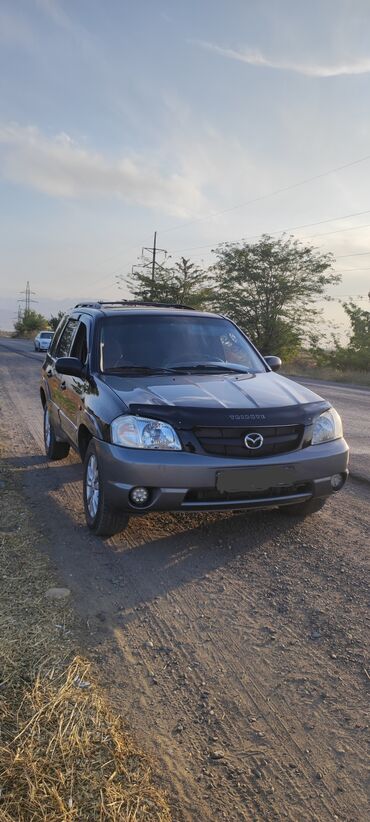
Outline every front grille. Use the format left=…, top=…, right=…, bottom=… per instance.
left=194, top=424, right=304, bottom=458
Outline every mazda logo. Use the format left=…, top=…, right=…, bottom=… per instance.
left=244, top=432, right=264, bottom=450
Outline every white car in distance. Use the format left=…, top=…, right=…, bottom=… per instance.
left=34, top=331, right=54, bottom=352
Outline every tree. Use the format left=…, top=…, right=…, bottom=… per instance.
left=49, top=311, right=65, bottom=331
left=343, top=299, right=370, bottom=354
left=328, top=298, right=370, bottom=371
left=123, top=256, right=213, bottom=309
left=14, top=309, right=49, bottom=337
left=210, top=234, right=339, bottom=360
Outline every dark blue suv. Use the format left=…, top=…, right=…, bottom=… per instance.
left=40, top=301, right=348, bottom=536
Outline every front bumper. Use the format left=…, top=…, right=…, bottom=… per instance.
left=95, top=437, right=349, bottom=513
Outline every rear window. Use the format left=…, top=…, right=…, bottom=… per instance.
left=40, top=332, right=53, bottom=338
left=99, top=315, right=266, bottom=374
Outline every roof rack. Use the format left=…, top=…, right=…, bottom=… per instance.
left=74, top=300, right=195, bottom=310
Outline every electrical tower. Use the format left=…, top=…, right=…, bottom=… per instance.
left=18, top=281, right=37, bottom=315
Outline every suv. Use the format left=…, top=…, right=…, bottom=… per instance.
left=40, top=302, right=348, bottom=536
left=35, top=330, right=54, bottom=352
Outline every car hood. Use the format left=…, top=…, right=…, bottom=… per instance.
left=102, top=371, right=329, bottom=427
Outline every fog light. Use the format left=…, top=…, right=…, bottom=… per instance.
left=130, top=486, right=150, bottom=506
left=331, top=473, right=344, bottom=491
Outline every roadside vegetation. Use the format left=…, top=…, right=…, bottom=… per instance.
left=12, top=232, right=369, bottom=380
left=0, top=459, right=171, bottom=821
left=124, top=233, right=369, bottom=379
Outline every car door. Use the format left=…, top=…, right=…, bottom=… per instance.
left=48, top=317, right=79, bottom=443
left=59, top=317, right=91, bottom=444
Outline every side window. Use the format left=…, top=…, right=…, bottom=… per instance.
left=56, top=319, right=79, bottom=357
left=49, top=316, right=67, bottom=356
left=70, top=321, right=88, bottom=364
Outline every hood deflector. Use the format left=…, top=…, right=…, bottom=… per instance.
left=128, top=401, right=330, bottom=429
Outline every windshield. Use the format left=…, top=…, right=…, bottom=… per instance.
left=40, top=332, right=53, bottom=338
left=99, top=315, right=266, bottom=374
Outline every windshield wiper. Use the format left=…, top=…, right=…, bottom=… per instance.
left=170, top=363, right=253, bottom=374
left=104, top=363, right=254, bottom=375
left=104, top=365, right=178, bottom=375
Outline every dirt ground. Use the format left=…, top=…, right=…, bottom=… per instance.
left=0, top=345, right=369, bottom=821
left=0, top=454, right=171, bottom=820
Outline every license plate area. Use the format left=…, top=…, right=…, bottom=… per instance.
left=216, top=465, right=296, bottom=494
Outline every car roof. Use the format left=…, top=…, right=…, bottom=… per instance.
left=70, top=301, right=222, bottom=320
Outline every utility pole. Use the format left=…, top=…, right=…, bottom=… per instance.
left=142, top=232, right=167, bottom=299
left=18, top=281, right=37, bottom=315
left=151, top=230, right=157, bottom=292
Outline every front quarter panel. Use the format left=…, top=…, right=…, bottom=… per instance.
left=78, top=374, right=128, bottom=443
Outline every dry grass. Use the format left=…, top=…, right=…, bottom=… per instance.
left=283, top=364, right=370, bottom=388
left=0, top=463, right=171, bottom=821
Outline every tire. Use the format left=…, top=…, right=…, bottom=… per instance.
left=279, top=497, right=327, bottom=517
left=83, top=440, right=129, bottom=537
left=44, top=405, right=70, bottom=460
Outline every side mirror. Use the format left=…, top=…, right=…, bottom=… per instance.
left=265, top=355, right=282, bottom=372
left=55, top=357, right=85, bottom=378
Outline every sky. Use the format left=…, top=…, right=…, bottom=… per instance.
left=0, top=0, right=370, bottom=335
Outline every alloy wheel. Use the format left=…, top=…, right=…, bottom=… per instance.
left=86, top=454, right=100, bottom=518
left=44, top=409, right=51, bottom=450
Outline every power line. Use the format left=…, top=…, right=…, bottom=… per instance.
left=336, top=250, right=370, bottom=258
left=335, top=266, right=370, bottom=272
left=159, top=152, right=370, bottom=236
left=300, top=221, right=370, bottom=242
left=70, top=205, right=370, bottom=295
left=166, top=206, right=370, bottom=256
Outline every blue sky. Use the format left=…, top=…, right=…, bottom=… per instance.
left=1, top=0, right=370, bottom=332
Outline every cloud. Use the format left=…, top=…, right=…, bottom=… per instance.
left=193, top=40, right=370, bottom=78
left=34, top=0, right=72, bottom=30
left=0, top=8, right=35, bottom=48
left=0, top=124, right=204, bottom=217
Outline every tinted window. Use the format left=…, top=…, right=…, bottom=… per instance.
left=49, top=315, right=67, bottom=356
left=40, top=332, right=53, bottom=339
left=71, top=321, right=88, bottom=364
left=99, top=315, right=265, bottom=373
left=56, top=319, right=78, bottom=357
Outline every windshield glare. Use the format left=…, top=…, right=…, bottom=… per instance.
left=100, top=315, right=266, bottom=374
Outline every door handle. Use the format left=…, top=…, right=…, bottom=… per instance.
left=60, top=381, right=67, bottom=390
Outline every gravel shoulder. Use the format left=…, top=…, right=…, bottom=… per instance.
left=0, top=343, right=369, bottom=821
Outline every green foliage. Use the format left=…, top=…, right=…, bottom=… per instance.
left=14, top=310, right=49, bottom=337
left=305, top=297, right=370, bottom=373
left=124, top=257, right=213, bottom=309
left=326, top=300, right=370, bottom=371
left=210, top=234, right=338, bottom=360
left=343, top=300, right=370, bottom=353
left=49, top=311, right=65, bottom=331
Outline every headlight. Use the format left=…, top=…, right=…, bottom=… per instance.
left=311, top=408, right=343, bottom=445
left=111, top=415, right=182, bottom=450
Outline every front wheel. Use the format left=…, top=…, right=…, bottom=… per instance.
left=83, top=441, right=129, bottom=537
left=44, top=405, right=70, bottom=460
left=279, top=497, right=327, bottom=517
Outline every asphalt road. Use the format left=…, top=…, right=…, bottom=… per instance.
left=0, top=338, right=369, bottom=822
